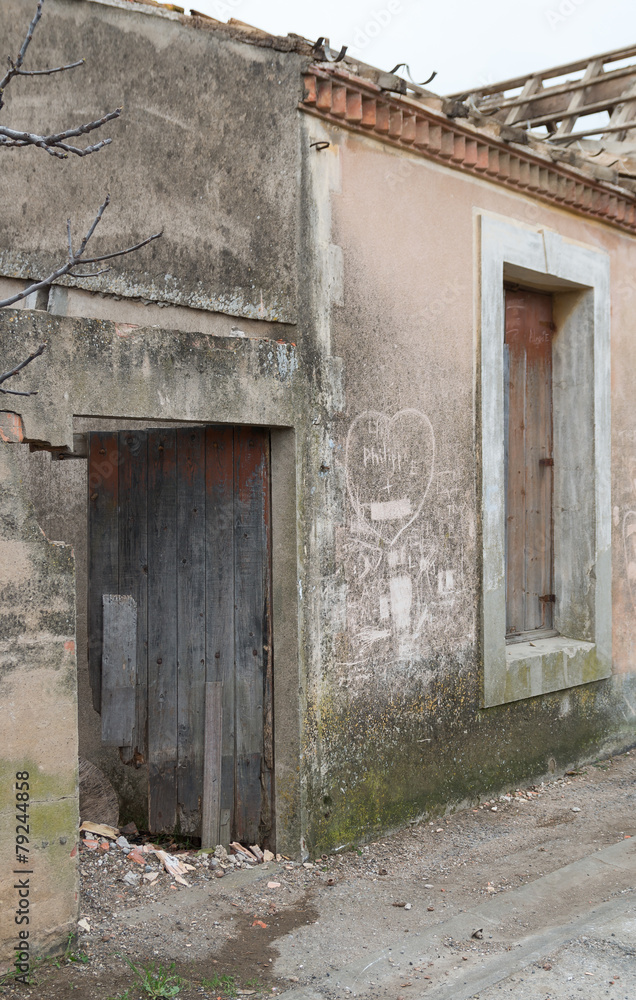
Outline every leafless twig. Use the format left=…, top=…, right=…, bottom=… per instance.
left=0, top=0, right=164, bottom=395
left=0, top=343, right=46, bottom=395
left=0, top=109, right=122, bottom=158
left=0, top=0, right=118, bottom=156
left=0, top=0, right=45, bottom=111
left=0, top=0, right=84, bottom=113
left=10, top=58, right=85, bottom=79
left=0, top=195, right=162, bottom=310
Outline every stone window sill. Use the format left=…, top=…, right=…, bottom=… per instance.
left=502, top=635, right=606, bottom=705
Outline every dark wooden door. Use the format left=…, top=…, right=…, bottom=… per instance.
left=88, top=426, right=273, bottom=845
left=504, top=289, right=555, bottom=639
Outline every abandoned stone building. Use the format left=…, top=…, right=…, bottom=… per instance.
left=2, top=0, right=636, bottom=958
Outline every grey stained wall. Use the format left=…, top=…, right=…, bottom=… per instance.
left=0, top=0, right=303, bottom=323
left=0, top=429, right=79, bottom=960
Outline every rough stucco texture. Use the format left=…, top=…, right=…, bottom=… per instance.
left=0, top=439, right=79, bottom=964
left=0, top=0, right=302, bottom=323
left=299, top=128, right=636, bottom=852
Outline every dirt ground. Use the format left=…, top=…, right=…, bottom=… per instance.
left=1, top=748, right=635, bottom=999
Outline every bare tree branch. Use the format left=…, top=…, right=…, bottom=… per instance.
left=0, top=109, right=122, bottom=158
left=11, top=58, right=85, bottom=78
left=0, top=0, right=164, bottom=397
left=0, top=196, right=162, bottom=309
left=0, top=0, right=84, bottom=113
left=0, top=342, right=46, bottom=395
left=80, top=235, right=164, bottom=266
left=77, top=194, right=110, bottom=254
left=0, top=0, right=116, bottom=157
left=0, top=0, right=44, bottom=110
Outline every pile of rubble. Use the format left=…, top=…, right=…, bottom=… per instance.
left=79, top=820, right=282, bottom=890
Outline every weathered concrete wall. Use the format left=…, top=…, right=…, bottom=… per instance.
left=0, top=0, right=304, bottom=323
left=0, top=306, right=333, bottom=864
left=6, top=446, right=146, bottom=830
left=297, top=118, right=636, bottom=851
left=2, top=2, right=636, bottom=966
left=0, top=423, right=79, bottom=965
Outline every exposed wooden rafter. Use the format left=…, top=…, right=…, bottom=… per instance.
left=449, top=45, right=636, bottom=144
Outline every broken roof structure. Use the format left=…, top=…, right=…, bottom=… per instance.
left=1, top=0, right=636, bottom=964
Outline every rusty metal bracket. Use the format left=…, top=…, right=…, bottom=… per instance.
left=311, top=37, right=347, bottom=63
left=388, top=63, right=437, bottom=87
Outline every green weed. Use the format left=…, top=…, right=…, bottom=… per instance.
left=0, top=966, right=14, bottom=987
left=0, top=953, right=48, bottom=987
left=50, top=932, right=89, bottom=968
left=124, top=957, right=184, bottom=998
left=199, top=972, right=236, bottom=994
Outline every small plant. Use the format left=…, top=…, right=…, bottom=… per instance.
left=49, top=933, right=89, bottom=968
left=592, top=758, right=611, bottom=770
left=0, top=953, right=48, bottom=987
left=244, top=976, right=264, bottom=990
left=0, top=966, right=15, bottom=987
left=125, top=957, right=184, bottom=998
left=200, top=972, right=236, bottom=994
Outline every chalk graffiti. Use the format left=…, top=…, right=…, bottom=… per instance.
left=338, top=409, right=473, bottom=685
left=345, top=409, right=435, bottom=546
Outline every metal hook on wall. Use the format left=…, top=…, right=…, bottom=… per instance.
left=312, top=37, right=348, bottom=63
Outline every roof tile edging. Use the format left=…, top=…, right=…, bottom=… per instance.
left=300, top=65, right=636, bottom=235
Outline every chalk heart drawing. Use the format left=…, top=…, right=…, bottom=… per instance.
left=345, top=409, right=435, bottom=546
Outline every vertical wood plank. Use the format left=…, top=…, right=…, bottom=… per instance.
left=147, top=429, right=178, bottom=833
left=201, top=681, right=223, bottom=849
left=523, top=292, right=554, bottom=631
left=101, top=594, right=137, bottom=747
left=176, top=427, right=207, bottom=833
left=88, top=432, right=119, bottom=713
left=118, top=430, right=148, bottom=759
left=505, top=294, right=527, bottom=636
left=234, top=428, right=268, bottom=845
left=205, top=426, right=235, bottom=846
left=505, top=289, right=554, bottom=638
left=261, top=437, right=274, bottom=847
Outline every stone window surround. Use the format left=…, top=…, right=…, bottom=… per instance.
left=479, top=213, right=611, bottom=708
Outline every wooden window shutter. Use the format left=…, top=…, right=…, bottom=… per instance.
left=504, top=288, right=555, bottom=639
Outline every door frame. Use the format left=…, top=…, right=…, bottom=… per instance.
left=82, top=418, right=301, bottom=855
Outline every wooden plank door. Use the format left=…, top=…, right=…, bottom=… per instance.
left=147, top=428, right=178, bottom=832
left=504, top=289, right=555, bottom=639
left=88, top=426, right=273, bottom=844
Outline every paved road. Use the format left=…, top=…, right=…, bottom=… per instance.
left=280, top=839, right=636, bottom=1000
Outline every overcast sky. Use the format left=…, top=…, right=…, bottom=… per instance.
left=188, top=0, right=634, bottom=94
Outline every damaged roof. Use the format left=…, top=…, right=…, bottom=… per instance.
left=93, top=1, right=636, bottom=198
left=448, top=45, right=636, bottom=188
